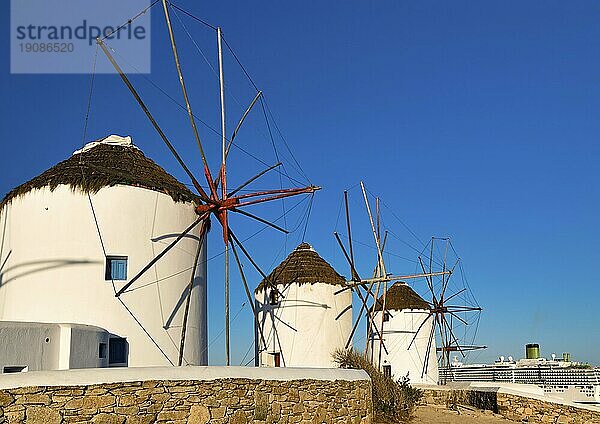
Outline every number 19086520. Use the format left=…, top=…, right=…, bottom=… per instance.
left=19, top=42, right=74, bottom=53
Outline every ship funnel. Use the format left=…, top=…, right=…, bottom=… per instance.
left=525, top=343, right=540, bottom=359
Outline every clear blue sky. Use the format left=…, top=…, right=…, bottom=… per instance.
left=1, top=1, right=599, bottom=366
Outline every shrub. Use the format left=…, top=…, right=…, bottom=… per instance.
left=333, top=348, right=422, bottom=423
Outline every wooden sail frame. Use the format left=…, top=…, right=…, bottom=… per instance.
left=409, top=237, right=486, bottom=383
left=93, top=0, right=319, bottom=366
left=333, top=182, right=451, bottom=371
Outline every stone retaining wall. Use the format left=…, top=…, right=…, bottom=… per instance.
left=0, top=367, right=372, bottom=424
left=496, top=393, right=600, bottom=424
left=420, top=388, right=498, bottom=413
left=420, top=387, right=600, bottom=424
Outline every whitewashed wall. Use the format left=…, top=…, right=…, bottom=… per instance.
left=368, top=309, right=439, bottom=385
left=0, top=184, right=207, bottom=367
left=0, top=321, right=62, bottom=372
left=255, top=283, right=352, bottom=368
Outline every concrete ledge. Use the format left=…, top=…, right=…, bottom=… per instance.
left=0, top=365, right=369, bottom=390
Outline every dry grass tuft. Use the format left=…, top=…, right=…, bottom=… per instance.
left=333, top=348, right=422, bottom=423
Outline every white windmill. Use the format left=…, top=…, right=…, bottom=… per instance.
left=254, top=242, right=352, bottom=368
left=0, top=1, right=319, bottom=370
left=333, top=183, right=483, bottom=384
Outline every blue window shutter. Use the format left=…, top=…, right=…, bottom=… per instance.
left=106, top=257, right=128, bottom=281
left=112, top=260, right=120, bottom=279
left=119, top=259, right=127, bottom=279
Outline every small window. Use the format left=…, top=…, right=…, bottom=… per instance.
left=105, top=256, right=128, bottom=281
left=99, top=342, right=107, bottom=359
left=3, top=366, right=27, bottom=373
left=268, top=290, right=279, bottom=305
left=383, top=312, right=391, bottom=322
left=109, top=337, right=127, bottom=365
left=382, top=365, right=392, bottom=378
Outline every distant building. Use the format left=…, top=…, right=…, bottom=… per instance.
left=255, top=243, right=352, bottom=368
left=367, top=282, right=438, bottom=384
left=0, top=135, right=207, bottom=371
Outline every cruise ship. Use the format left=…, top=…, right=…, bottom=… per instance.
left=440, top=344, right=600, bottom=405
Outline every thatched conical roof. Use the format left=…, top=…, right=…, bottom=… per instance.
left=256, top=242, right=346, bottom=292
left=373, top=282, right=430, bottom=311
left=0, top=135, right=199, bottom=210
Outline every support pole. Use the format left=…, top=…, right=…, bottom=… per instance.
left=218, top=26, right=227, bottom=199
left=360, top=182, right=386, bottom=277
left=216, top=26, right=230, bottom=366
left=161, top=0, right=217, bottom=198
left=224, top=246, right=230, bottom=366
left=377, top=280, right=388, bottom=370
left=360, top=182, right=387, bottom=361
left=429, top=237, right=434, bottom=284
left=96, top=38, right=209, bottom=201
left=368, top=278, right=382, bottom=361
left=115, top=215, right=206, bottom=297
left=228, top=162, right=282, bottom=198
left=374, top=196, right=387, bottom=370
left=229, top=237, right=269, bottom=363
left=441, top=239, right=450, bottom=302
left=214, top=91, right=264, bottom=188
left=344, top=191, right=358, bottom=280
left=229, top=91, right=261, bottom=149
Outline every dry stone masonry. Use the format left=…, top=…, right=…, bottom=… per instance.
left=420, top=387, right=600, bottom=424
left=0, top=368, right=372, bottom=424
left=496, top=393, right=600, bottom=424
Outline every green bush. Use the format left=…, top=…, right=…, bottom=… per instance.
left=333, top=348, right=422, bottom=423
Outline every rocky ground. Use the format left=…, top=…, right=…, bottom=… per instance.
left=407, top=404, right=517, bottom=423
